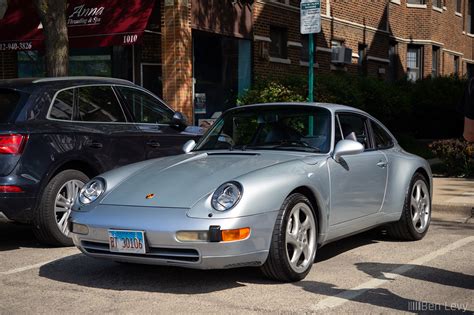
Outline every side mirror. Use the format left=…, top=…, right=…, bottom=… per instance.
left=182, top=140, right=196, bottom=153
left=333, top=140, right=364, bottom=163
left=172, top=111, right=188, bottom=129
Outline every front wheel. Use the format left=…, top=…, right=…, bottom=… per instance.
left=388, top=173, right=431, bottom=241
left=33, top=170, right=89, bottom=246
left=261, top=193, right=318, bottom=282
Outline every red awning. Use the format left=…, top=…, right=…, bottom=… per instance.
left=0, top=0, right=156, bottom=51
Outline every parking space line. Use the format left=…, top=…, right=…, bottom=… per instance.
left=0, top=255, right=76, bottom=276
left=312, top=236, right=474, bottom=311
left=0, top=260, right=56, bottom=276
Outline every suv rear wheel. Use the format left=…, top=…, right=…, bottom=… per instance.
left=33, top=170, right=89, bottom=246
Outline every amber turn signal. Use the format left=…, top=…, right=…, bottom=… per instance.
left=221, top=227, right=250, bottom=242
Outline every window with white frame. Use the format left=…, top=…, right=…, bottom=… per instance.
left=407, top=0, right=425, bottom=4
left=269, top=26, right=288, bottom=59
left=454, top=56, right=460, bottom=76
left=456, top=0, right=463, bottom=13
left=432, top=0, right=442, bottom=8
left=407, top=45, right=423, bottom=82
left=432, top=46, right=440, bottom=77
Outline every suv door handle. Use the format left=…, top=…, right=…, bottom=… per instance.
left=146, top=140, right=161, bottom=148
left=377, top=161, right=388, bottom=168
left=87, top=141, right=103, bottom=149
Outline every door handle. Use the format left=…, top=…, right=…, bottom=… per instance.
left=146, top=140, right=161, bottom=148
left=377, top=161, right=388, bottom=168
left=87, top=141, right=103, bottom=149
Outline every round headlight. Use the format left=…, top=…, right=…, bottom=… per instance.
left=79, top=178, right=105, bottom=205
left=211, top=182, right=243, bottom=211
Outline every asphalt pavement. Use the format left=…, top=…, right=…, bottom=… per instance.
left=0, top=218, right=472, bottom=314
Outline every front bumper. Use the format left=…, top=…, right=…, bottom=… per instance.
left=70, top=205, right=279, bottom=269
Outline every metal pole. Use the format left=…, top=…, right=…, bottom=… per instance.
left=308, top=33, right=315, bottom=102
left=308, top=33, right=315, bottom=135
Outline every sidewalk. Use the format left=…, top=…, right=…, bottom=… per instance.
left=432, top=177, right=474, bottom=223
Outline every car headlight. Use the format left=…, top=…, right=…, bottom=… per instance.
left=211, top=182, right=243, bottom=211
left=79, top=178, right=105, bottom=205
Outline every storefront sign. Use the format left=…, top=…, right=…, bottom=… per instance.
left=0, top=0, right=156, bottom=51
left=300, top=0, right=321, bottom=34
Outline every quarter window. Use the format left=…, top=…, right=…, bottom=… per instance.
left=77, top=86, right=125, bottom=123
left=117, top=87, right=173, bottom=124
left=50, top=89, right=74, bottom=121
left=371, top=121, right=394, bottom=149
left=338, top=114, right=371, bottom=150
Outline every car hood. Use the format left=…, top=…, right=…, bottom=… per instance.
left=100, top=151, right=304, bottom=208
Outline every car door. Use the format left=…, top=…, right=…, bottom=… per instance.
left=328, top=112, right=388, bottom=226
left=74, top=85, right=145, bottom=170
left=115, top=86, right=198, bottom=159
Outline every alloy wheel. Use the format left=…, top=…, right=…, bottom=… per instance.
left=54, top=179, right=84, bottom=236
left=285, top=202, right=317, bottom=273
left=410, top=179, right=431, bottom=233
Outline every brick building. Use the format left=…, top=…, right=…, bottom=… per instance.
left=1, top=0, right=473, bottom=124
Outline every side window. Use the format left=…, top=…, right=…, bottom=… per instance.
left=338, top=114, right=371, bottom=150
left=117, top=87, right=173, bottom=124
left=50, top=89, right=74, bottom=121
left=77, top=86, right=125, bottom=122
left=371, top=121, right=394, bottom=149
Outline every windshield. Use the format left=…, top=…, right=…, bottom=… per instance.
left=194, top=106, right=332, bottom=153
left=0, top=89, right=22, bottom=123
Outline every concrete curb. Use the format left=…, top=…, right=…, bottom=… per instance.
left=431, top=203, right=473, bottom=222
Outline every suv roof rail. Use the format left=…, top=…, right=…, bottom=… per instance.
left=32, top=76, right=132, bottom=84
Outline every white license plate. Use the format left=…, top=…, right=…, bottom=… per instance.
left=108, top=230, right=146, bottom=254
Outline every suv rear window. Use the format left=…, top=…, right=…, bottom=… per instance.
left=0, top=89, right=21, bottom=123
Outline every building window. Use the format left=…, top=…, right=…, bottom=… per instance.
left=407, top=0, right=425, bottom=4
left=469, top=0, right=474, bottom=33
left=432, top=46, right=440, bottom=77
left=301, top=35, right=316, bottom=62
left=270, top=26, right=288, bottom=59
left=407, top=45, right=423, bottom=82
left=358, top=44, right=367, bottom=75
left=389, top=42, right=398, bottom=81
left=454, top=56, right=460, bottom=76
left=432, top=0, right=442, bottom=8
left=456, top=0, right=463, bottom=13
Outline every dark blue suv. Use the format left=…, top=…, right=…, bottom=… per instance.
left=0, top=77, right=200, bottom=246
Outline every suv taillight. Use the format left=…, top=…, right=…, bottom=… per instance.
left=0, top=134, right=28, bottom=155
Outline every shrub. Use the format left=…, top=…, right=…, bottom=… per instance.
left=429, top=139, right=474, bottom=177
left=410, top=76, right=466, bottom=139
left=237, top=80, right=305, bottom=105
left=237, top=73, right=465, bottom=140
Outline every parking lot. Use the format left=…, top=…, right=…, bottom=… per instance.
left=0, top=218, right=472, bottom=314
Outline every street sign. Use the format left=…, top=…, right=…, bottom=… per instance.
left=300, top=0, right=321, bottom=34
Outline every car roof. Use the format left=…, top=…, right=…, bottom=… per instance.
left=0, top=76, right=136, bottom=92
left=236, top=102, right=369, bottom=115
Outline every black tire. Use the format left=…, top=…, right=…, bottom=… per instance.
left=261, top=193, right=318, bottom=282
left=387, top=173, right=431, bottom=241
left=33, top=170, right=89, bottom=246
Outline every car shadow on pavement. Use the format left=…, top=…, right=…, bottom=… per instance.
left=295, top=281, right=472, bottom=313
left=39, top=253, right=271, bottom=294
left=355, top=262, right=474, bottom=290
left=0, top=220, right=44, bottom=251
left=38, top=229, right=393, bottom=293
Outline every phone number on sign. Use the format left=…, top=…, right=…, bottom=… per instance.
left=0, top=42, right=33, bottom=51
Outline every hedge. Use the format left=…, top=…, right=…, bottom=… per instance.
left=237, top=73, right=466, bottom=139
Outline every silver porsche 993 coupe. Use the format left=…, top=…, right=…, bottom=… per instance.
left=70, top=103, right=432, bottom=282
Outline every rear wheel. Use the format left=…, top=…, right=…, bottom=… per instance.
left=388, top=173, right=431, bottom=241
left=261, top=193, right=317, bottom=282
left=33, top=170, right=88, bottom=246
